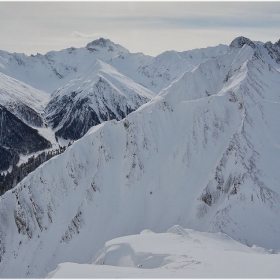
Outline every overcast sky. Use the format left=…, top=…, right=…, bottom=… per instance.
left=1, top=1, right=280, bottom=56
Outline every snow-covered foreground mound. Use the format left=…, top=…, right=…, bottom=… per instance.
left=48, top=225, right=280, bottom=278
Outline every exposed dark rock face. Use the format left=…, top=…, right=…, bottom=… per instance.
left=5, top=102, right=44, bottom=127
left=54, top=98, right=102, bottom=140
left=46, top=94, right=135, bottom=141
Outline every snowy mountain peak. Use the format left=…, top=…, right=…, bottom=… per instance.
left=229, top=36, right=256, bottom=49
left=86, top=38, right=129, bottom=54
left=86, top=38, right=112, bottom=48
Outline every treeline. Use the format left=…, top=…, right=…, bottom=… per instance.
left=0, top=145, right=70, bottom=196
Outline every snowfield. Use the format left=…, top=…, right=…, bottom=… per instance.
left=48, top=225, right=280, bottom=278
left=0, top=36, right=280, bottom=278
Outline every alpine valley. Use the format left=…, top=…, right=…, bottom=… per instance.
left=0, top=36, right=280, bottom=278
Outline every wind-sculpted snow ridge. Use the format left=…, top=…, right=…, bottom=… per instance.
left=48, top=226, right=280, bottom=278
left=45, top=60, right=155, bottom=140
left=0, top=37, right=280, bottom=278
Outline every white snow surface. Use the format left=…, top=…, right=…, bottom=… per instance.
left=0, top=37, right=280, bottom=278
left=0, top=72, right=49, bottom=119
left=48, top=225, right=280, bottom=278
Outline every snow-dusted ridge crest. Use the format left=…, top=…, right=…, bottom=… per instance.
left=0, top=36, right=280, bottom=278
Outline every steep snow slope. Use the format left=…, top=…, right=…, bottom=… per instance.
left=49, top=225, right=280, bottom=278
left=0, top=37, right=280, bottom=278
left=0, top=72, right=49, bottom=127
left=45, top=60, right=155, bottom=140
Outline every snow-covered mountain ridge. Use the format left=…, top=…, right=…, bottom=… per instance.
left=0, top=38, right=230, bottom=176
left=45, top=60, right=155, bottom=140
left=0, top=38, right=164, bottom=174
left=0, top=38, right=228, bottom=94
left=0, top=38, right=280, bottom=277
left=0, top=38, right=129, bottom=93
left=0, top=36, right=280, bottom=278
left=0, top=37, right=225, bottom=145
